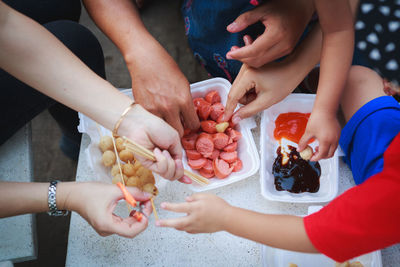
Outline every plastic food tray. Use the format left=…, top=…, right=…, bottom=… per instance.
left=261, top=206, right=383, bottom=267
left=260, top=94, right=339, bottom=203
left=77, top=78, right=260, bottom=191
left=187, top=78, right=260, bottom=192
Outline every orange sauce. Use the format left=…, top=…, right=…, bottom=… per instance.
left=274, top=112, right=310, bottom=144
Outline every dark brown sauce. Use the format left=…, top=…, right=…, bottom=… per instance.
left=272, top=145, right=321, bottom=193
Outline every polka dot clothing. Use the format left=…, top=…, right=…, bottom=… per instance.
left=355, top=0, right=400, bottom=86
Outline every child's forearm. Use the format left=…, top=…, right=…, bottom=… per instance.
left=314, top=29, right=354, bottom=114
left=222, top=206, right=318, bottom=253
left=0, top=3, right=132, bottom=131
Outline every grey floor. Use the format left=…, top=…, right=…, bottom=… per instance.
left=15, top=1, right=207, bottom=266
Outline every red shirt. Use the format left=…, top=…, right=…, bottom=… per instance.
left=304, top=133, right=400, bottom=262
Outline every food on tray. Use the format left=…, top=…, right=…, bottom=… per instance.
left=335, top=261, right=364, bottom=267
left=98, top=135, right=158, bottom=196
left=288, top=263, right=298, bottom=267
left=182, top=90, right=242, bottom=179
left=99, top=135, right=113, bottom=152
left=274, top=112, right=310, bottom=144
left=119, top=149, right=135, bottom=162
left=299, top=145, right=313, bottom=161
left=102, top=150, right=116, bottom=167
left=272, top=112, right=320, bottom=193
left=273, top=145, right=321, bottom=193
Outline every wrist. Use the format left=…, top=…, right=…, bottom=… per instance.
left=220, top=204, right=235, bottom=231
left=56, top=181, right=78, bottom=212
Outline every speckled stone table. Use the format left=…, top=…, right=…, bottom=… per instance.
left=0, top=125, right=36, bottom=264
left=66, top=128, right=398, bottom=267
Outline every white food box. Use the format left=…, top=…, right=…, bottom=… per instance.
left=77, top=78, right=260, bottom=191
left=187, top=78, right=260, bottom=192
left=261, top=206, right=383, bottom=267
left=260, top=94, right=339, bottom=203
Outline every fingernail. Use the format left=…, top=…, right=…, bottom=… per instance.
left=183, top=176, right=192, bottom=184
left=176, top=159, right=183, bottom=170
left=154, top=147, right=162, bottom=156
left=226, top=53, right=233, bottom=59
left=155, top=220, right=161, bottom=226
left=227, top=22, right=238, bottom=31
left=232, top=115, right=241, bottom=124
left=160, top=202, right=167, bottom=209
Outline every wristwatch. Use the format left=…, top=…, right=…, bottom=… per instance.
left=47, top=180, right=69, bottom=216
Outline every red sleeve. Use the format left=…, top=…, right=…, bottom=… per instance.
left=303, top=134, right=400, bottom=262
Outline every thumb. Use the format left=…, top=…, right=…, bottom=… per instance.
left=298, top=131, right=314, bottom=152
left=125, top=186, right=152, bottom=201
left=223, top=73, right=254, bottom=121
left=234, top=93, right=269, bottom=119
left=227, top=10, right=262, bottom=33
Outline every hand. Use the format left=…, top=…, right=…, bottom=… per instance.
left=156, top=193, right=232, bottom=233
left=225, top=0, right=314, bottom=67
left=65, top=182, right=153, bottom=238
left=119, top=104, right=191, bottom=183
left=128, top=46, right=199, bottom=137
left=223, top=59, right=303, bottom=123
left=298, top=111, right=340, bottom=161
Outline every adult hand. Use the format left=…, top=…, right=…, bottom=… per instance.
left=226, top=0, right=314, bottom=68
left=156, top=193, right=232, bottom=234
left=119, top=104, right=191, bottom=183
left=298, top=111, right=340, bottom=161
left=223, top=59, right=303, bottom=123
left=128, top=46, right=199, bottom=138
left=65, top=182, right=153, bottom=238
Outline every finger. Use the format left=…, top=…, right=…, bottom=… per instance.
left=243, top=35, right=254, bottom=46
left=149, top=147, right=168, bottom=178
left=233, top=93, right=271, bottom=119
left=173, top=158, right=185, bottom=181
left=125, top=186, right=152, bottom=202
left=141, top=200, right=153, bottom=217
left=311, top=141, right=329, bottom=161
left=327, top=144, right=337, bottom=159
left=226, top=10, right=263, bottom=33
left=156, top=216, right=190, bottom=229
left=178, top=175, right=192, bottom=184
left=162, top=150, right=176, bottom=180
left=115, top=218, right=148, bottom=238
left=180, top=101, right=200, bottom=131
left=298, top=131, right=314, bottom=152
left=223, top=73, right=255, bottom=121
left=160, top=201, right=191, bottom=213
left=164, top=109, right=184, bottom=137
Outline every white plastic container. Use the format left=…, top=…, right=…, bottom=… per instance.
left=260, top=94, right=339, bottom=203
left=187, top=78, right=260, bottom=192
left=77, top=78, right=260, bottom=191
left=261, top=206, right=383, bottom=267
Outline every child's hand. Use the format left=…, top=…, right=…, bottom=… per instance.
left=298, top=111, right=340, bottom=161
left=226, top=0, right=314, bottom=67
left=223, top=61, right=303, bottom=123
left=156, top=193, right=232, bottom=233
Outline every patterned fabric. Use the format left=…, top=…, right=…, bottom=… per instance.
left=181, top=0, right=264, bottom=82
left=355, top=0, right=400, bottom=86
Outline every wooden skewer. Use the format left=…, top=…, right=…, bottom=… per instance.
left=122, top=136, right=209, bottom=186
left=150, top=198, right=159, bottom=221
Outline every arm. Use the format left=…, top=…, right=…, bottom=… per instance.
left=157, top=193, right=317, bottom=253
left=298, top=0, right=354, bottom=160
left=83, top=0, right=199, bottom=136
left=0, top=181, right=152, bottom=238
left=223, top=22, right=323, bottom=122
left=0, top=2, right=185, bottom=181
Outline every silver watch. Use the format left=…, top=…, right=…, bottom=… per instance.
left=47, top=180, right=69, bottom=216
